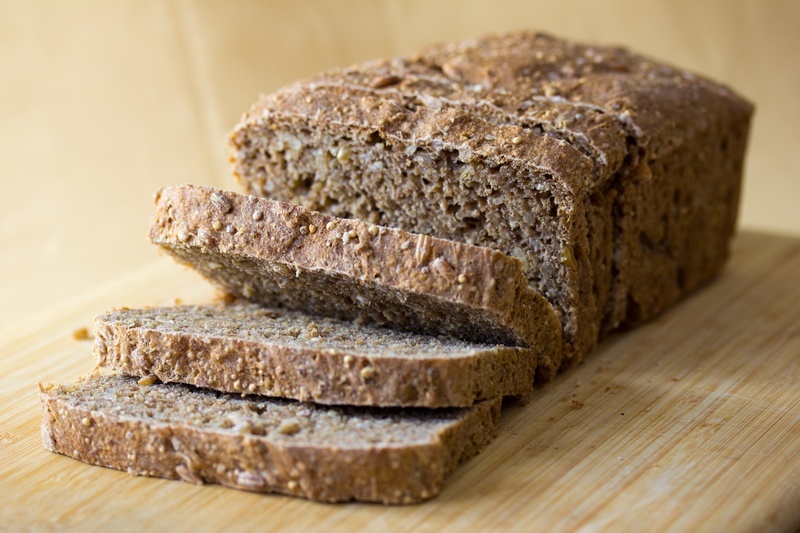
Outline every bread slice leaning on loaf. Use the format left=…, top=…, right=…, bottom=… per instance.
left=94, top=303, right=538, bottom=407
left=149, top=184, right=563, bottom=381
left=40, top=374, right=500, bottom=504
left=228, top=31, right=753, bottom=369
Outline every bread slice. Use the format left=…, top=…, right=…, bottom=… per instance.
left=94, top=303, right=537, bottom=407
left=228, top=31, right=753, bottom=368
left=149, top=184, right=563, bottom=380
left=40, top=374, right=500, bottom=504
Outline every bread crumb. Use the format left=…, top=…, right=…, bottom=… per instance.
left=210, top=192, right=232, bottom=213
left=371, top=75, right=401, bottom=89
left=559, top=246, right=577, bottom=269
left=72, top=327, right=92, bottom=341
left=431, top=257, right=455, bottom=278
left=278, top=418, right=300, bottom=435
left=342, top=230, right=357, bottom=244
left=336, top=147, right=351, bottom=163
left=511, top=136, right=523, bottom=144
left=137, top=375, right=159, bottom=386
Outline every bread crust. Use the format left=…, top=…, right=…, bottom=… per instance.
left=40, top=375, right=501, bottom=504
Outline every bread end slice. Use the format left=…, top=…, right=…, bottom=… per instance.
left=40, top=374, right=501, bottom=504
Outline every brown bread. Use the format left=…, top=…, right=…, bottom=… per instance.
left=149, top=184, right=563, bottom=380
left=40, top=374, right=500, bottom=504
left=94, top=303, right=538, bottom=407
left=228, top=31, right=753, bottom=368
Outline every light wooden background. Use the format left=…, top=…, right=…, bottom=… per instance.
left=1, top=0, right=798, bottom=325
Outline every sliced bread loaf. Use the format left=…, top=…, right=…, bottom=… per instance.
left=149, top=184, right=563, bottom=380
left=94, top=303, right=537, bottom=407
left=40, top=374, right=500, bottom=504
left=228, top=31, right=753, bottom=368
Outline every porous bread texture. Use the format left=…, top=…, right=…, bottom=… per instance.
left=228, top=31, right=753, bottom=368
left=149, top=185, right=563, bottom=380
left=40, top=374, right=500, bottom=504
left=94, top=303, right=538, bottom=407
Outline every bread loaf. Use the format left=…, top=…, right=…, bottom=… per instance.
left=94, top=303, right=537, bottom=407
left=149, top=184, right=563, bottom=380
left=40, top=374, right=500, bottom=504
left=228, top=31, right=753, bottom=367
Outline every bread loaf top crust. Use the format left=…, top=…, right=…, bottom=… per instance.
left=233, top=31, right=752, bottom=191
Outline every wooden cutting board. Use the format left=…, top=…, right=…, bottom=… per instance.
left=2, top=230, right=800, bottom=532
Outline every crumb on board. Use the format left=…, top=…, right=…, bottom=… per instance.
left=72, top=327, right=92, bottom=341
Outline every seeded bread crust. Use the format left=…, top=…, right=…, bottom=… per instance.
left=229, top=31, right=753, bottom=368
left=149, top=185, right=563, bottom=380
left=94, top=303, right=537, bottom=407
left=40, top=374, right=501, bottom=504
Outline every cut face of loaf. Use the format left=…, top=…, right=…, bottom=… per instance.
left=40, top=374, right=500, bottom=504
left=149, top=185, right=563, bottom=380
left=228, top=31, right=753, bottom=366
left=95, top=303, right=538, bottom=407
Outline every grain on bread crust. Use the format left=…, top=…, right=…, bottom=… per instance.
left=228, top=30, right=753, bottom=369
left=94, top=303, right=538, bottom=407
left=39, top=374, right=501, bottom=504
left=149, top=184, right=563, bottom=380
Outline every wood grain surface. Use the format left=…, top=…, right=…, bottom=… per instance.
left=2, top=230, right=800, bottom=532
left=1, top=0, right=799, bottom=325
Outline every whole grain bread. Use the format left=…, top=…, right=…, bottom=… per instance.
left=149, top=184, right=563, bottom=380
left=228, top=31, right=753, bottom=368
left=94, top=303, right=537, bottom=407
left=40, top=374, right=500, bottom=504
